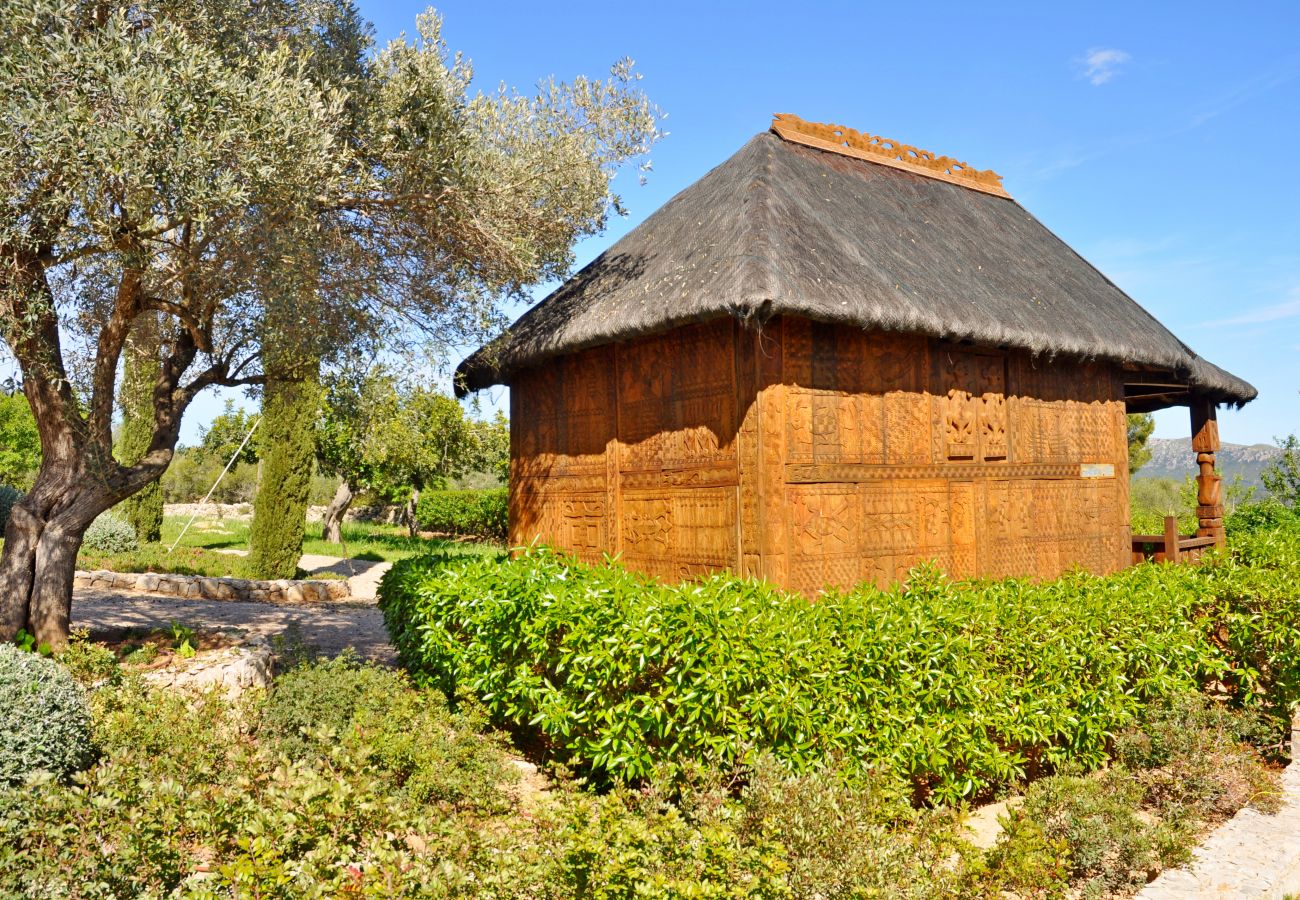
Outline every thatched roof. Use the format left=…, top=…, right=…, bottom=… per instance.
left=456, top=125, right=1255, bottom=410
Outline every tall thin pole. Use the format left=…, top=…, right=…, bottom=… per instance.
left=167, top=416, right=261, bottom=553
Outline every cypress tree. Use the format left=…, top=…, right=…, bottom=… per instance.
left=248, top=361, right=321, bottom=580
left=116, top=316, right=163, bottom=543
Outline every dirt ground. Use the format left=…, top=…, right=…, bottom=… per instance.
left=72, top=587, right=396, bottom=665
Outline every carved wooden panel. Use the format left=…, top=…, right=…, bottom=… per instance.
left=621, top=487, right=738, bottom=581
left=510, top=315, right=1132, bottom=593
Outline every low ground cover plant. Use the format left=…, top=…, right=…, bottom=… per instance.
left=380, top=514, right=1300, bottom=802
left=0, top=646, right=1281, bottom=897
left=415, top=488, right=508, bottom=540
left=5, top=509, right=1294, bottom=895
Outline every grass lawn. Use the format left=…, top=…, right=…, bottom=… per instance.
left=66, top=516, right=497, bottom=579
left=163, top=515, right=496, bottom=563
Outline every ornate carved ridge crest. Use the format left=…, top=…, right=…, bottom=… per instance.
left=770, top=113, right=1011, bottom=198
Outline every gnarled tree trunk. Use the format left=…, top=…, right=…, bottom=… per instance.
left=0, top=463, right=113, bottom=650
left=403, top=477, right=423, bottom=539
left=0, top=250, right=189, bottom=650
left=321, top=479, right=354, bottom=543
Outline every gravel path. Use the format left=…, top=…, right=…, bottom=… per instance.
left=298, top=555, right=390, bottom=601
left=73, top=587, right=396, bottom=664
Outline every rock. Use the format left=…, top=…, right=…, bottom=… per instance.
left=325, top=581, right=351, bottom=601
left=284, top=584, right=305, bottom=604
left=140, top=573, right=160, bottom=592
left=143, top=639, right=275, bottom=699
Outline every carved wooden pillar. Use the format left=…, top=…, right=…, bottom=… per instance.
left=1190, top=398, right=1224, bottom=549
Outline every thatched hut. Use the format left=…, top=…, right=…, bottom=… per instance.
left=456, top=114, right=1256, bottom=592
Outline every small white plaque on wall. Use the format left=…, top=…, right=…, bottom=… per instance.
left=1080, top=463, right=1115, bottom=478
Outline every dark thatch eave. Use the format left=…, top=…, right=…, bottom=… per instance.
left=456, top=131, right=1256, bottom=409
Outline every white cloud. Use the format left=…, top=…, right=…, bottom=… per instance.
left=1081, top=48, right=1131, bottom=86
left=1204, top=288, right=1300, bottom=326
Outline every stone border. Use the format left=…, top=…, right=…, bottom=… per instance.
left=74, top=569, right=351, bottom=604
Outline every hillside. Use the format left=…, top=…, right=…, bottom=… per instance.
left=1135, top=437, right=1281, bottom=488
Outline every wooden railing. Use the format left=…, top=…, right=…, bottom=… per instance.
left=1131, top=515, right=1218, bottom=565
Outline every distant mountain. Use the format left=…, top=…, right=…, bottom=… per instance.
left=1135, top=437, right=1281, bottom=489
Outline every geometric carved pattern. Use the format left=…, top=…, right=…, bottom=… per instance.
left=510, top=315, right=1130, bottom=594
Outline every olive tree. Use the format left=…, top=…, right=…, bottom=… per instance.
left=0, top=0, right=659, bottom=646
left=315, top=368, right=395, bottom=543
left=372, top=386, right=480, bottom=536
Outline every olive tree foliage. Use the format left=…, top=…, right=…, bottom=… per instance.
left=0, top=0, right=660, bottom=646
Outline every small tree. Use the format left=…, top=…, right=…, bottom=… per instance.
left=0, top=1, right=658, bottom=646
left=1127, top=413, right=1155, bottom=475
left=370, top=386, right=479, bottom=536
left=196, top=401, right=260, bottom=468
left=467, top=410, right=510, bottom=484
left=315, top=368, right=396, bottom=542
left=1262, top=434, right=1300, bottom=506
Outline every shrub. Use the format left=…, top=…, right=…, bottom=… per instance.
left=58, top=630, right=121, bottom=687
left=259, top=652, right=513, bottom=812
left=990, top=773, right=1193, bottom=897
left=258, top=651, right=405, bottom=760
left=737, top=755, right=974, bottom=898
left=380, top=516, right=1300, bottom=800
left=0, top=645, right=93, bottom=784
left=1226, top=498, right=1299, bottom=535
left=415, top=487, right=507, bottom=540
left=82, top=510, right=139, bottom=554
left=0, top=484, right=21, bottom=534
left=1, top=663, right=790, bottom=897
left=1112, top=694, right=1280, bottom=818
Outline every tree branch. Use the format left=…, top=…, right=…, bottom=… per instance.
left=86, top=266, right=143, bottom=450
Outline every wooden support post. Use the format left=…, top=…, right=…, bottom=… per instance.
left=1163, top=515, right=1181, bottom=563
left=1190, top=398, right=1225, bottom=549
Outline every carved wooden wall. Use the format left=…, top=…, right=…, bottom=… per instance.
left=509, top=316, right=1131, bottom=592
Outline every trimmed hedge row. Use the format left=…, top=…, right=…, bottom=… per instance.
left=378, top=514, right=1300, bottom=803
left=414, top=488, right=507, bottom=540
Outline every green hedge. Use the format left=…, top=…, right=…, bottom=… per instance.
left=378, top=517, right=1300, bottom=803
left=414, top=488, right=507, bottom=540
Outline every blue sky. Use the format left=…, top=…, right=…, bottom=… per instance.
left=205, top=2, right=1300, bottom=443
